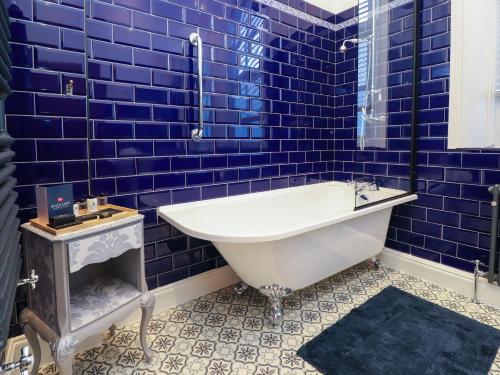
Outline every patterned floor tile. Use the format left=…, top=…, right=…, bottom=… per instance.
left=37, top=262, right=500, bottom=374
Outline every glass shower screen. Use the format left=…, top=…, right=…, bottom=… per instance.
left=354, top=0, right=417, bottom=208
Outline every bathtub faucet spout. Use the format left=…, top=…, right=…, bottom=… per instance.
left=259, top=284, right=293, bottom=327
left=347, top=177, right=379, bottom=203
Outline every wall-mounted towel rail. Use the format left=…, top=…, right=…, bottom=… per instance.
left=488, top=184, right=499, bottom=284
left=189, top=33, right=203, bottom=141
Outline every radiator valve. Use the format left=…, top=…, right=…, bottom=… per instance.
left=0, top=346, right=32, bottom=375
left=17, top=269, right=39, bottom=290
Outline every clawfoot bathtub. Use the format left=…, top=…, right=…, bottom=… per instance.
left=158, top=181, right=417, bottom=325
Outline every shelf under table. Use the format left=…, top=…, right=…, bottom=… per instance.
left=70, top=276, right=141, bottom=331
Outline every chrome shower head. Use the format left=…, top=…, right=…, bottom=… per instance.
left=339, top=38, right=361, bottom=53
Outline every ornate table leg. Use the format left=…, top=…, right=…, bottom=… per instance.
left=53, top=335, right=76, bottom=375
left=234, top=281, right=249, bottom=295
left=259, top=284, right=293, bottom=327
left=139, top=292, right=155, bottom=363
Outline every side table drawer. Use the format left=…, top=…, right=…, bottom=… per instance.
left=68, top=222, right=142, bottom=273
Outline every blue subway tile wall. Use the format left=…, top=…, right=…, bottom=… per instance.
left=5, top=0, right=339, bottom=291
left=5, top=0, right=498, bottom=302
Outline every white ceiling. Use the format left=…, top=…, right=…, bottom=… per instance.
left=304, top=0, right=357, bottom=14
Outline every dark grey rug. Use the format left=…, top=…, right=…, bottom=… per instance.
left=297, top=286, right=500, bottom=375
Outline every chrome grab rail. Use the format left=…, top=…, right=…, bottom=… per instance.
left=189, top=33, right=203, bottom=141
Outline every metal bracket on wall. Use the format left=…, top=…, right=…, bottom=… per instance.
left=0, top=346, right=32, bottom=375
left=17, top=269, right=39, bottom=290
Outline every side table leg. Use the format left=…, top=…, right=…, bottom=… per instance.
left=53, top=335, right=76, bottom=375
left=139, top=292, right=155, bottom=363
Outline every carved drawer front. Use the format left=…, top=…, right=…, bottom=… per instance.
left=68, top=223, right=142, bottom=273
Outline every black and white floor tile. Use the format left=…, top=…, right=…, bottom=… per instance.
left=38, top=262, right=500, bottom=374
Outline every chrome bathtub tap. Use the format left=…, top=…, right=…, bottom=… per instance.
left=347, top=177, right=379, bottom=202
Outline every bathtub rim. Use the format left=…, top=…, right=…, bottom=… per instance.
left=157, top=181, right=417, bottom=244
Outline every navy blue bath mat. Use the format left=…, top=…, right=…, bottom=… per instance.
left=297, top=286, right=500, bottom=375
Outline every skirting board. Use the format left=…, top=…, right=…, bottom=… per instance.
left=380, top=247, right=500, bottom=309
left=5, top=265, right=240, bottom=370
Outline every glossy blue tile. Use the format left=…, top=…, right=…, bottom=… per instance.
left=34, top=1, right=84, bottom=30
left=63, top=118, right=88, bottom=138
left=151, top=0, right=183, bottom=20
left=10, top=68, right=61, bottom=93
left=93, top=82, right=134, bottom=101
left=214, top=17, right=238, bottom=36
left=168, top=20, right=196, bottom=39
left=151, top=34, right=184, bottom=55
left=96, top=159, right=136, bottom=177
left=134, top=49, right=168, bottom=69
left=153, top=107, right=185, bottom=121
left=91, top=140, right=116, bottom=158
left=5, top=0, right=32, bottom=20
left=113, top=25, right=150, bottom=48
left=37, top=140, right=87, bottom=160
left=137, top=157, right=170, bottom=173
left=92, top=40, right=133, bottom=64
left=117, top=175, right=153, bottom=194
left=10, top=20, right=60, bottom=48
left=116, top=103, right=151, bottom=120
left=172, top=187, right=201, bottom=204
left=117, top=140, right=153, bottom=157
left=36, top=94, right=86, bottom=116
left=155, top=173, right=186, bottom=189
left=92, top=0, right=131, bottom=26
left=86, top=19, right=112, bottom=41
left=135, top=87, right=168, bottom=104
left=88, top=61, right=112, bottom=80
left=34, top=47, right=83, bottom=75
left=89, top=101, right=114, bottom=119
left=226, top=6, right=249, bottom=24
left=94, top=121, right=134, bottom=139
left=186, top=8, right=212, bottom=28
left=171, top=156, right=200, bottom=171
left=15, top=162, right=63, bottom=185
left=61, top=29, right=85, bottom=52
left=115, top=0, right=151, bottom=12
left=7, top=116, right=62, bottom=138
left=114, top=64, right=151, bottom=84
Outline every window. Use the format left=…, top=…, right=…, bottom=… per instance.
left=448, top=0, right=500, bottom=149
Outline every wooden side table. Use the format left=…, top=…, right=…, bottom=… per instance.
left=19, top=214, right=154, bottom=374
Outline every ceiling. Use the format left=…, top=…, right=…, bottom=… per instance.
left=304, top=0, right=357, bottom=14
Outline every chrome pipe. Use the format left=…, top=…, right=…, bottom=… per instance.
left=189, top=33, right=203, bottom=141
left=488, top=184, right=499, bottom=283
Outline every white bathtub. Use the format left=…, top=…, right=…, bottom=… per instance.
left=158, top=181, right=417, bottom=324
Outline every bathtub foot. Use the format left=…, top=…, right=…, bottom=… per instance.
left=371, top=256, right=381, bottom=270
left=234, top=281, right=249, bottom=295
left=259, top=284, right=292, bottom=327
